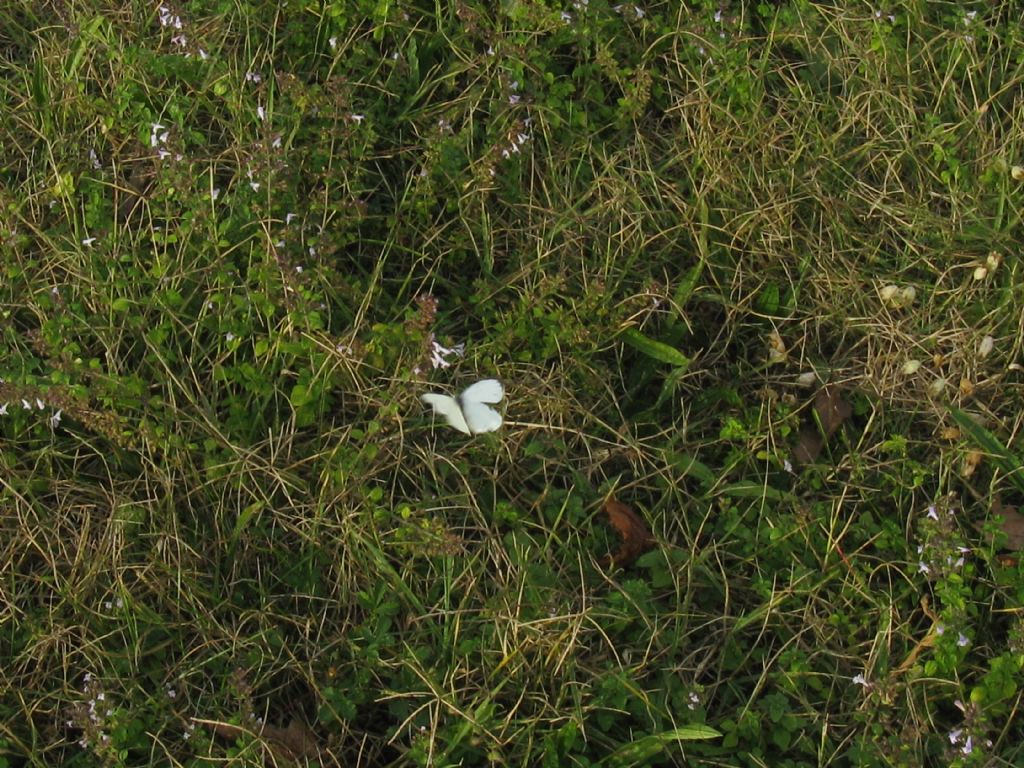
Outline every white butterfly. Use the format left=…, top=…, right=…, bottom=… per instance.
left=421, top=379, right=504, bottom=435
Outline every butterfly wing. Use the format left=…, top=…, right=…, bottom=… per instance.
left=459, top=400, right=503, bottom=434
left=458, top=379, right=504, bottom=404
left=421, top=393, right=471, bottom=434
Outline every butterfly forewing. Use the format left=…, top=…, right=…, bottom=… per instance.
left=457, top=379, right=504, bottom=404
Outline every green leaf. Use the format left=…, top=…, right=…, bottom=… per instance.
left=602, top=726, right=722, bottom=767
left=620, top=328, right=690, bottom=368
left=720, top=482, right=790, bottom=501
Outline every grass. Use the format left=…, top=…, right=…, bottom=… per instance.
left=2, top=0, right=1023, bottom=766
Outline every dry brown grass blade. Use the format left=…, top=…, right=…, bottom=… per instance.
left=600, top=497, right=655, bottom=568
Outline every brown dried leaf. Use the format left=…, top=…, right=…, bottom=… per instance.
left=814, top=386, right=852, bottom=438
left=961, top=450, right=983, bottom=478
left=601, top=498, right=655, bottom=568
left=992, top=500, right=1024, bottom=552
left=206, top=717, right=324, bottom=764
left=793, top=386, right=851, bottom=465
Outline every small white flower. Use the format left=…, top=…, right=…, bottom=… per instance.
left=271, top=135, right=282, bottom=148
left=257, top=104, right=266, bottom=121
left=225, top=332, right=236, bottom=341
left=978, top=335, right=994, bottom=358
left=21, top=399, right=32, bottom=410
left=328, top=36, right=337, bottom=48
left=82, top=237, right=97, bottom=247
left=852, top=673, right=868, bottom=686
left=36, top=398, right=45, bottom=410
left=509, top=94, right=521, bottom=105
left=927, top=377, right=947, bottom=397
left=199, top=48, right=209, bottom=60
left=918, top=561, right=930, bottom=574
left=714, top=9, right=723, bottom=22
left=211, top=188, right=221, bottom=201
left=0, top=404, right=7, bottom=415
left=286, top=213, right=298, bottom=225
left=350, top=113, right=364, bottom=123
left=249, top=181, right=260, bottom=192
left=949, top=728, right=962, bottom=744
left=783, top=458, right=793, bottom=473
left=308, top=246, right=316, bottom=256
left=926, top=505, right=939, bottom=520
left=245, top=71, right=262, bottom=83
left=796, top=371, right=817, bottom=387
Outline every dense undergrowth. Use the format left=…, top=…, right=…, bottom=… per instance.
left=2, top=1, right=1023, bottom=766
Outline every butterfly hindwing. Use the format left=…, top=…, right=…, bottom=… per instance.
left=459, top=399, right=503, bottom=434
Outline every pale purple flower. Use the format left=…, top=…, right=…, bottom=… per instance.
left=852, top=673, right=868, bottom=686
left=957, top=632, right=969, bottom=647
left=926, top=505, right=939, bottom=520
left=245, top=71, right=261, bottom=83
